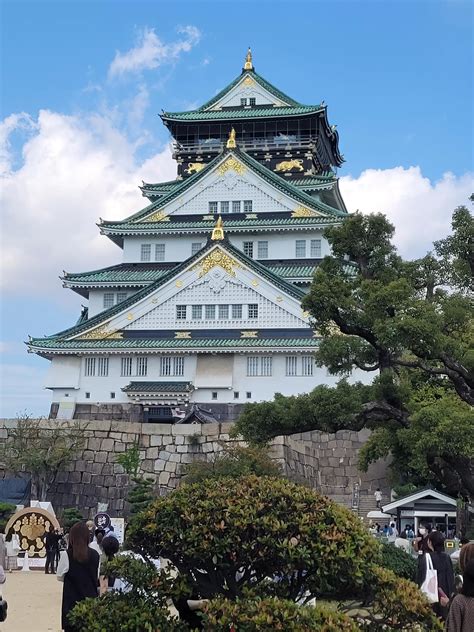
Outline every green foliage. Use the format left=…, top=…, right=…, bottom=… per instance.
left=61, top=507, right=84, bottom=531
left=377, top=542, right=417, bottom=581
left=69, top=556, right=189, bottom=632
left=116, top=441, right=140, bottom=476
left=201, top=596, right=358, bottom=631
left=0, top=415, right=86, bottom=501
left=184, top=443, right=281, bottom=482
left=434, top=205, right=474, bottom=292
left=128, top=475, right=377, bottom=602
left=127, top=475, right=154, bottom=515
left=0, top=502, right=16, bottom=533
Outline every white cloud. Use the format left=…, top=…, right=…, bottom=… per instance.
left=0, top=109, right=175, bottom=297
left=108, top=26, right=201, bottom=78
left=0, top=112, right=36, bottom=174
left=340, top=167, right=473, bottom=258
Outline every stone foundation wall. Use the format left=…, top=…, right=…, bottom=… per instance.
left=0, top=419, right=390, bottom=516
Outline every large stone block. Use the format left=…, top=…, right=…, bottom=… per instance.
left=159, top=471, right=170, bottom=485
left=114, top=443, right=126, bottom=452
left=158, top=451, right=170, bottom=462
left=169, top=453, right=181, bottom=463
left=87, top=438, right=101, bottom=451
left=146, top=447, right=159, bottom=460
left=150, top=435, right=162, bottom=447
left=172, top=424, right=201, bottom=436
left=153, top=459, right=166, bottom=472
left=142, top=423, right=172, bottom=435
left=96, top=452, right=108, bottom=464
left=101, top=438, right=114, bottom=451
left=165, top=461, right=176, bottom=473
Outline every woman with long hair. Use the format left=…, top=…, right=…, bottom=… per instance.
left=446, top=559, right=474, bottom=631
left=417, top=530, right=455, bottom=621
left=57, top=521, right=99, bottom=632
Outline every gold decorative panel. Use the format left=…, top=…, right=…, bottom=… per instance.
left=291, top=206, right=319, bottom=218
left=77, top=325, right=123, bottom=340
left=241, top=331, right=258, bottom=338
left=216, top=157, right=246, bottom=176
left=175, top=331, right=192, bottom=339
left=274, top=159, right=304, bottom=173
left=142, top=210, right=170, bottom=222
left=192, top=248, right=241, bottom=277
left=243, top=76, right=255, bottom=86
left=251, top=279, right=259, bottom=287
left=175, top=280, right=183, bottom=288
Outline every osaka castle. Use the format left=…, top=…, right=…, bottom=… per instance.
left=28, top=49, right=349, bottom=423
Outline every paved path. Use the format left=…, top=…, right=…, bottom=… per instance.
left=1, top=570, right=62, bottom=632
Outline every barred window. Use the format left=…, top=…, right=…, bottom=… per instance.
left=260, top=356, right=272, bottom=376
left=220, top=201, right=229, bottom=214
left=191, top=242, right=202, bottom=255
left=243, top=241, right=254, bottom=258
left=205, top=304, right=216, bottom=320
left=84, top=357, right=96, bottom=376
left=248, top=304, right=258, bottom=319
left=121, top=357, right=133, bottom=377
left=243, top=200, right=253, bottom=212
left=302, top=355, right=314, bottom=377
left=192, top=305, right=202, bottom=320
left=209, top=201, right=218, bottom=214
left=232, top=304, right=242, bottom=319
left=103, top=293, right=114, bottom=309
left=218, top=304, right=229, bottom=319
left=155, top=243, right=165, bottom=261
left=257, top=241, right=268, bottom=259
left=176, top=305, right=187, bottom=320
left=97, top=357, right=109, bottom=377
left=136, top=356, right=148, bottom=377
left=295, top=240, right=306, bottom=258
left=232, top=200, right=241, bottom=213
left=240, top=98, right=247, bottom=106
left=247, top=356, right=259, bottom=377
left=286, top=356, right=298, bottom=376
left=249, top=97, right=256, bottom=106
left=140, top=244, right=151, bottom=262
left=116, top=292, right=127, bottom=303
left=160, top=356, right=172, bottom=376
left=310, top=239, right=321, bottom=258
left=247, top=356, right=272, bottom=377
left=174, top=357, right=184, bottom=376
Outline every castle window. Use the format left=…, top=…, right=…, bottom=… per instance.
left=240, top=98, right=247, bottom=106
left=110, top=392, right=116, bottom=399
left=234, top=391, right=239, bottom=399
left=247, top=356, right=259, bottom=377
left=97, top=357, right=109, bottom=377
left=310, top=239, right=321, bottom=258
left=218, top=304, right=229, bottom=319
left=232, top=304, right=242, bottom=319
left=243, top=241, right=254, bottom=258
left=246, top=392, right=252, bottom=399
left=155, top=243, right=165, bottom=261
left=260, top=356, right=273, bottom=376
left=295, top=240, right=306, bottom=258
left=176, top=305, right=187, bottom=320
left=191, top=242, right=202, bottom=255
left=103, top=293, right=114, bottom=309
left=247, top=356, right=272, bottom=377
left=84, top=358, right=96, bottom=376
left=85, top=392, right=90, bottom=399
left=257, top=241, right=268, bottom=259
left=174, top=357, right=184, bottom=377
left=212, top=391, right=218, bottom=400
left=136, top=356, right=148, bottom=377
left=160, top=356, right=171, bottom=376
left=116, top=292, right=128, bottom=303
left=192, top=305, right=202, bottom=320
left=243, top=200, right=253, bottom=212
left=302, top=355, right=314, bottom=377
left=140, top=244, right=151, bottom=262
left=220, top=201, right=229, bottom=213
left=121, top=357, right=133, bottom=377
left=249, top=97, right=256, bottom=106
left=248, top=304, right=258, bottom=319
left=205, top=304, right=216, bottom=320
left=286, top=356, right=298, bottom=376
left=232, top=200, right=241, bottom=213
left=209, top=201, right=218, bottom=214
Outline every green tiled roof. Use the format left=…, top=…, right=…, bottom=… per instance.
left=28, top=337, right=320, bottom=351
left=122, top=381, right=193, bottom=393
left=140, top=180, right=179, bottom=194
left=30, top=238, right=307, bottom=345
left=197, top=70, right=301, bottom=111
left=162, top=105, right=323, bottom=122
left=103, top=148, right=345, bottom=229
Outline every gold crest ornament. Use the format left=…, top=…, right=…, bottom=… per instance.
left=143, top=210, right=170, bottom=222
left=217, top=157, right=246, bottom=176
left=193, top=247, right=241, bottom=277
left=243, top=47, right=253, bottom=70
left=185, top=162, right=205, bottom=175
left=291, top=206, right=320, bottom=218
left=226, top=128, right=237, bottom=149
left=241, top=331, right=258, bottom=338
left=274, top=159, right=304, bottom=173
left=211, top=216, right=225, bottom=241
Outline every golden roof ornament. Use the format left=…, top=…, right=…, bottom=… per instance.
left=211, top=216, right=225, bottom=241
left=226, top=127, right=237, bottom=149
left=243, top=47, right=253, bottom=70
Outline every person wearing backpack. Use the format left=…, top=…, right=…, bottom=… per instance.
left=417, top=530, right=454, bottom=621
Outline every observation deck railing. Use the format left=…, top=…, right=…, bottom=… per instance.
left=173, top=135, right=317, bottom=156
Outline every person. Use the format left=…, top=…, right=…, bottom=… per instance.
left=106, top=525, right=119, bottom=541
left=417, top=530, right=454, bottom=621
left=446, top=559, right=474, bottom=632
left=99, top=535, right=120, bottom=595
left=406, top=524, right=414, bottom=539
left=413, top=523, right=430, bottom=554
left=375, top=522, right=381, bottom=534
left=45, top=526, right=59, bottom=574
left=89, top=529, right=105, bottom=556
left=451, top=537, right=470, bottom=563
left=57, top=522, right=99, bottom=632
left=374, top=488, right=382, bottom=509
left=383, top=524, right=389, bottom=537
left=387, top=522, right=398, bottom=543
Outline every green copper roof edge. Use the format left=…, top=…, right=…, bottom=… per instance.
left=32, top=238, right=306, bottom=343
left=161, top=105, right=324, bottom=122
left=196, top=70, right=301, bottom=111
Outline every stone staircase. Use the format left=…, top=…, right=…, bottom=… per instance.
left=357, top=491, right=390, bottom=526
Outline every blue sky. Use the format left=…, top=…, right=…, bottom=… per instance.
left=1, top=0, right=472, bottom=418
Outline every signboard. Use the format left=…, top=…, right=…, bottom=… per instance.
left=110, top=518, right=125, bottom=544
left=94, top=512, right=111, bottom=530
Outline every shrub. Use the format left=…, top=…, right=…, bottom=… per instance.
left=69, top=556, right=189, bottom=632
left=128, top=475, right=376, bottom=602
left=183, top=443, right=281, bottom=484
left=378, top=541, right=417, bottom=581
left=0, top=502, right=16, bottom=532
left=61, top=507, right=84, bottom=531
left=201, top=596, right=358, bottom=631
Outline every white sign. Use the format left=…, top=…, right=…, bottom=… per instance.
left=17, top=557, right=46, bottom=568
left=110, top=518, right=125, bottom=544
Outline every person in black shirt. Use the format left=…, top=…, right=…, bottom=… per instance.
left=417, top=530, right=455, bottom=621
left=45, top=526, right=58, bottom=574
left=57, top=521, right=99, bottom=632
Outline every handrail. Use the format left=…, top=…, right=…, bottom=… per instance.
left=173, top=135, right=317, bottom=154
